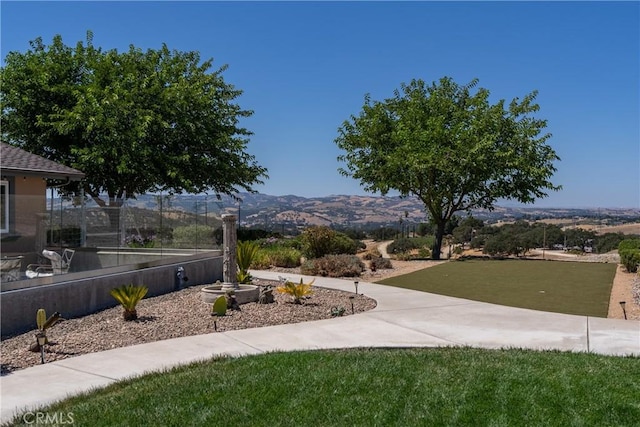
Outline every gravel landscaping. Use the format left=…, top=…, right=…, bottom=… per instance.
left=0, top=278, right=376, bottom=374
left=2, top=252, right=635, bottom=374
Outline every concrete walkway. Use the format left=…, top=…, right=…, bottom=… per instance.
left=2, top=271, right=639, bottom=423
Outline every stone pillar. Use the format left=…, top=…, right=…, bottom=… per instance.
left=222, top=214, right=238, bottom=289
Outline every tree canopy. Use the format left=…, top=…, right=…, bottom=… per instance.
left=335, top=77, right=560, bottom=259
left=1, top=32, right=267, bottom=209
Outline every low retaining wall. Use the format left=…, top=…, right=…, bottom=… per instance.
left=1, top=253, right=223, bottom=337
left=72, top=247, right=218, bottom=270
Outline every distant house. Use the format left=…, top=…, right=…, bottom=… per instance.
left=0, top=142, right=85, bottom=254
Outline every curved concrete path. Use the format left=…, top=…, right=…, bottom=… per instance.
left=2, top=271, right=639, bottom=423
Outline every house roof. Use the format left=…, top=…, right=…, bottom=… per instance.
left=0, top=142, right=85, bottom=181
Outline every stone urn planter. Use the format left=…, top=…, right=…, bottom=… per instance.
left=201, top=283, right=259, bottom=304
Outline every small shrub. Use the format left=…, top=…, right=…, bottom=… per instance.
left=237, top=241, right=260, bottom=270
left=110, top=284, right=148, bottom=321
left=331, top=306, right=346, bottom=317
left=237, top=270, right=253, bottom=284
left=418, top=247, right=432, bottom=259
left=370, top=257, right=393, bottom=270
left=266, top=247, right=302, bottom=268
left=237, top=241, right=260, bottom=283
left=281, top=237, right=304, bottom=250
left=251, top=247, right=302, bottom=269
left=300, top=226, right=359, bottom=259
left=333, top=233, right=359, bottom=255
left=251, top=251, right=272, bottom=270
left=276, top=278, right=314, bottom=304
left=300, top=259, right=317, bottom=275
left=617, top=239, right=640, bottom=272
left=301, top=254, right=365, bottom=278
left=362, top=248, right=382, bottom=260
left=395, top=252, right=415, bottom=261
left=620, top=249, right=640, bottom=273
left=300, top=226, right=336, bottom=259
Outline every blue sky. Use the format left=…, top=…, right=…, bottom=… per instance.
left=2, top=1, right=638, bottom=208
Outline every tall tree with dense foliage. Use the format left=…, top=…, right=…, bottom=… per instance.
left=1, top=32, right=267, bottom=224
left=335, top=77, right=560, bottom=259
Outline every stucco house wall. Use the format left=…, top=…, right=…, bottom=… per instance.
left=3, top=177, right=47, bottom=253
left=0, top=142, right=84, bottom=256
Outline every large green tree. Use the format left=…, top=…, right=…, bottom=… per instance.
left=1, top=32, right=267, bottom=224
left=335, top=77, right=560, bottom=259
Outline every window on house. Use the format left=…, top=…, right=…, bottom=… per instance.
left=0, top=180, right=8, bottom=233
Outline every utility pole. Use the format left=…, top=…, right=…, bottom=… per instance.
left=542, top=225, right=546, bottom=260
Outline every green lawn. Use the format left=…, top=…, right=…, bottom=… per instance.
left=378, top=259, right=617, bottom=317
left=6, top=348, right=639, bottom=427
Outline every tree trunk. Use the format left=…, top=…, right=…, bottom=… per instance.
left=101, top=205, right=122, bottom=247
left=432, top=221, right=446, bottom=260
left=91, top=194, right=124, bottom=246
left=105, top=206, right=121, bottom=230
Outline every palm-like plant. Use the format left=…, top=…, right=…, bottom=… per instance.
left=237, top=241, right=260, bottom=284
left=276, top=278, right=314, bottom=304
left=110, top=284, right=148, bottom=321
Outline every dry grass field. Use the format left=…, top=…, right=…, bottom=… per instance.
left=498, top=219, right=640, bottom=236
left=584, top=222, right=640, bottom=235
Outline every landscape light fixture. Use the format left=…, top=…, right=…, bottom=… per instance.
left=354, top=280, right=359, bottom=295
left=619, top=301, right=627, bottom=320
left=36, top=332, right=46, bottom=364
left=210, top=311, right=218, bottom=331
left=349, top=295, right=355, bottom=314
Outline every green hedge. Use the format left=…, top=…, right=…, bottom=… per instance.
left=618, top=239, right=640, bottom=273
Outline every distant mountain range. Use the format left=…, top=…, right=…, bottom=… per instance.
left=120, top=193, right=640, bottom=231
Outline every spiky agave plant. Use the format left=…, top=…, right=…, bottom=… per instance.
left=110, top=284, right=148, bottom=321
left=276, top=278, right=314, bottom=304
left=237, top=240, right=260, bottom=284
